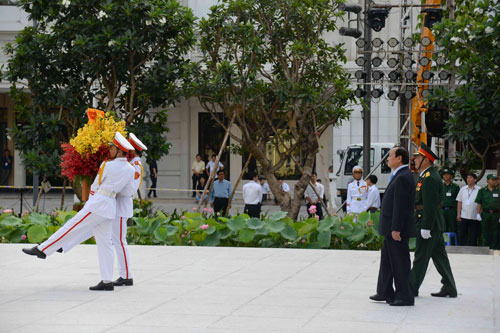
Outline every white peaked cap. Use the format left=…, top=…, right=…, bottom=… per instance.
left=128, top=132, right=148, bottom=151
left=352, top=165, right=363, bottom=173
left=113, top=132, right=135, bottom=152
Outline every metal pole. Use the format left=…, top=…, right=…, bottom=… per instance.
left=362, top=0, right=372, bottom=174
left=33, top=173, right=38, bottom=207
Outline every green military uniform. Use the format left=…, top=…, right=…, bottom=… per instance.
left=442, top=169, right=460, bottom=233
left=475, top=175, right=500, bottom=249
left=409, top=144, right=457, bottom=297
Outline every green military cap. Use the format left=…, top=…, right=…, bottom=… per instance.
left=441, top=168, right=454, bottom=176
left=486, top=174, right=498, bottom=180
left=414, top=142, right=438, bottom=163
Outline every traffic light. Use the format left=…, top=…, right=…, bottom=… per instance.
left=367, top=8, right=390, bottom=32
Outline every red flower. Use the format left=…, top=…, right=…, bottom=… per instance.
left=60, top=143, right=110, bottom=181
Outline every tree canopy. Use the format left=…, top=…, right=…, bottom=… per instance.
left=189, top=0, right=355, bottom=219
left=3, top=0, right=196, bottom=178
left=429, top=0, right=500, bottom=179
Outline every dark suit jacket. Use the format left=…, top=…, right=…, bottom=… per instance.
left=379, top=166, right=417, bottom=238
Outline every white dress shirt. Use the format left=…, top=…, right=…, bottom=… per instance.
left=207, top=160, right=223, bottom=174
left=393, top=164, right=409, bottom=176
left=281, top=182, right=290, bottom=192
left=243, top=181, right=262, bottom=204
left=304, top=182, right=324, bottom=203
left=260, top=182, right=270, bottom=194
left=365, top=184, right=381, bottom=209
left=457, top=185, right=481, bottom=219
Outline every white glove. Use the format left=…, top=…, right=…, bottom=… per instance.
left=421, top=229, right=432, bottom=239
left=477, top=213, right=482, bottom=221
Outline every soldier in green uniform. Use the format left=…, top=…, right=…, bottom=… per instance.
left=409, top=143, right=457, bottom=298
left=441, top=168, right=460, bottom=236
left=475, top=174, right=500, bottom=249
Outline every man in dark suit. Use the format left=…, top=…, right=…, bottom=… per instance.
left=370, top=146, right=416, bottom=306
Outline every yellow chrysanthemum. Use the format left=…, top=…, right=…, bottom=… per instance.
left=70, top=113, right=127, bottom=155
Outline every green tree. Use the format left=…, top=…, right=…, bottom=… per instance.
left=428, top=0, right=500, bottom=179
left=189, top=0, right=354, bottom=219
left=3, top=0, right=196, bottom=181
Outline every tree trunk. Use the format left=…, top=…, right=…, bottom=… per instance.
left=289, top=152, right=316, bottom=220
left=246, top=137, right=317, bottom=221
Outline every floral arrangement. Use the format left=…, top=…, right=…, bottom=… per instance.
left=70, top=113, right=126, bottom=155
left=60, top=143, right=110, bottom=181
left=60, top=110, right=126, bottom=183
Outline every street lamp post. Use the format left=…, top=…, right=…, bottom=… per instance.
left=362, top=0, right=372, bottom=175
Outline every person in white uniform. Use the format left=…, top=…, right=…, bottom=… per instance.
left=365, top=175, right=381, bottom=213
left=346, top=165, right=369, bottom=215
left=60, top=133, right=147, bottom=287
left=22, top=132, right=135, bottom=291
left=243, top=173, right=262, bottom=218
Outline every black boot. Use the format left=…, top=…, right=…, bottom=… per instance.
left=431, top=290, right=457, bottom=298
left=113, top=277, right=134, bottom=286
left=22, top=246, right=46, bottom=259
left=89, top=281, right=114, bottom=291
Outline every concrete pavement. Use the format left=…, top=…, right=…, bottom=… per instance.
left=1, top=244, right=499, bottom=332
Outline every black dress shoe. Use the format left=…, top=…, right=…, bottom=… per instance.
left=89, top=281, right=114, bottom=291
left=113, top=277, right=133, bottom=286
left=390, top=299, right=414, bottom=306
left=431, top=290, right=457, bottom=298
left=22, top=246, right=46, bottom=259
left=369, top=294, right=393, bottom=303
left=57, top=248, right=63, bottom=253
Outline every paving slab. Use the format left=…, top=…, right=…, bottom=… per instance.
left=0, top=244, right=499, bottom=332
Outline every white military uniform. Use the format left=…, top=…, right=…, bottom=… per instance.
left=112, top=155, right=143, bottom=279
left=346, top=166, right=369, bottom=214
left=39, top=156, right=135, bottom=282
left=63, top=136, right=146, bottom=281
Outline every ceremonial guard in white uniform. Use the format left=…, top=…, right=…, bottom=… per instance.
left=346, top=165, right=369, bottom=214
left=22, top=132, right=135, bottom=291
left=61, top=133, right=147, bottom=287
left=112, top=133, right=146, bottom=286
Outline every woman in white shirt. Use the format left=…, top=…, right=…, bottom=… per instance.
left=456, top=173, right=481, bottom=246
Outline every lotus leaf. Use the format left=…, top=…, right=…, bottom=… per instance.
left=238, top=228, right=256, bottom=243
left=27, top=224, right=47, bottom=243
left=280, top=225, right=298, bottom=241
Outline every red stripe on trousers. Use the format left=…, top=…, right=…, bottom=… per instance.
left=42, top=212, right=92, bottom=252
left=120, top=217, right=129, bottom=279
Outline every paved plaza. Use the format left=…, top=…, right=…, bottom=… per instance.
left=0, top=243, right=499, bottom=332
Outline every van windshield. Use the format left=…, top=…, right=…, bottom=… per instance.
left=344, top=147, right=374, bottom=175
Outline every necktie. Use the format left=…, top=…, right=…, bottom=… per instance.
left=389, top=173, right=394, bottom=182
left=357, top=181, right=359, bottom=187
